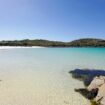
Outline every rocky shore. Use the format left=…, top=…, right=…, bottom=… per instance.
left=70, top=69, right=105, bottom=105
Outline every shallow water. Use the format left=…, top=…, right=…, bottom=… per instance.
left=0, top=48, right=104, bottom=105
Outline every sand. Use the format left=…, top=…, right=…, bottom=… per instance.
left=0, top=46, right=45, bottom=49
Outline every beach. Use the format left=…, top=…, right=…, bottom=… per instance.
left=0, top=46, right=45, bottom=49
left=0, top=48, right=104, bottom=105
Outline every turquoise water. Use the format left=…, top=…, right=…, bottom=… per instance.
left=0, top=48, right=105, bottom=105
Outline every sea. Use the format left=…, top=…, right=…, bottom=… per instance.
left=0, top=48, right=105, bottom=105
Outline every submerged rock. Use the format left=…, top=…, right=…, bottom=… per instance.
left=70, top=69, right=105, bottom=86
left=75, top=88, right=98, bottom=100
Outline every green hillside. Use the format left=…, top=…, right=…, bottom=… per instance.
left=0, top=38, right=105, bottom=47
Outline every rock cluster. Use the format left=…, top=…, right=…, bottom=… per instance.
left=70, top=69, right=105, bottom=105
left=88, top=76, right=105, bottom=105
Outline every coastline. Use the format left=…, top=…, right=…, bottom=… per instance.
left=0, top=46, right=45, bottom=49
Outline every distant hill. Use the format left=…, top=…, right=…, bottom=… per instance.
left=68, top=38, right=105, bottom=47
left=0, top=38, right=105, bottom=47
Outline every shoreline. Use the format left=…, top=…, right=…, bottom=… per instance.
left=0, top=46, right=45, bottom=49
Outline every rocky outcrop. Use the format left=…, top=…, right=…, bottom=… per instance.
left=76, top=76, right=105, bottom=105
left=70, top=69, right=105, bottom=105
left=88, top=76, right=105, bottom=91
left=88, top=76, right=105, bottom=105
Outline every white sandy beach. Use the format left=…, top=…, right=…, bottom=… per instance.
left=0, top=48, right=91, bottom=105
left=0, top=46, right=45, bottom=49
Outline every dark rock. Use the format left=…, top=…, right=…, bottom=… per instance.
left=70, top=69, right=105, bottom=86
left=75, top=88, right=98, bottom=100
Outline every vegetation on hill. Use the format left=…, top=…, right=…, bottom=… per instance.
left=69, top=38, right=105, bottom=47
left=0, top=38, right=105, bottom=47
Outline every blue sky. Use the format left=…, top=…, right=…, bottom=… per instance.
left=0, top=0, right=105, bottom=41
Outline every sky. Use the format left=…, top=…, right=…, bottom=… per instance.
left=0, top=0, right=105, bottom=41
